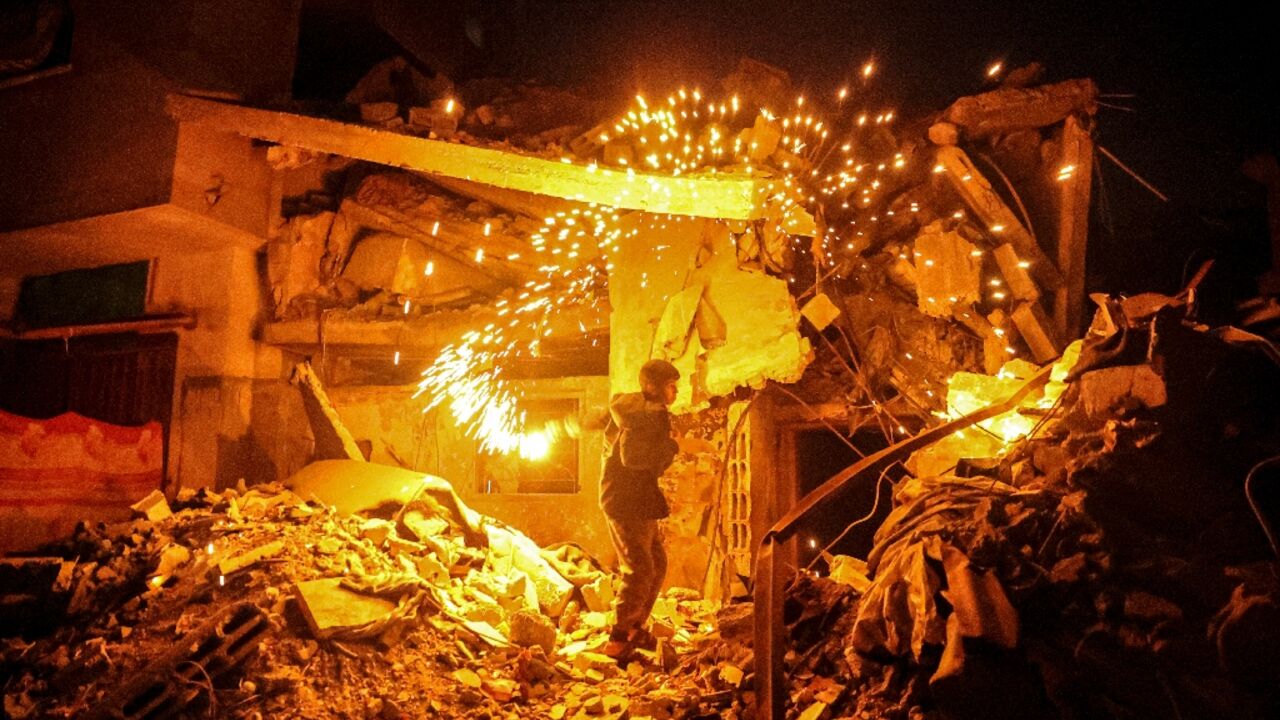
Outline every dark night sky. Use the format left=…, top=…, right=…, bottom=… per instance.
left=303, top=0, right=1280, bottom=303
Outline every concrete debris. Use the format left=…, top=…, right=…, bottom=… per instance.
left=128, top=489, right=172, bottom=523
left=800, top=292, right=842, bottom=331
left=360, top=102, right=401, bottom=124
left=912, top=222, right=983, bottom=317
left=294, top=577, right=398, bottom=639
left=943, top=78, right=1099, bottom=138
left=0, top=464, right=732, bottom=719
left=341, top=232, right=435, bottom=296
left=722, top=298, right=1279, bottom=719
left=217, top=539, right=285, bottom=575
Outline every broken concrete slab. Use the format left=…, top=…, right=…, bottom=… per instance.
left=800, top=292, right=842, bottom=331
left=341, top=232, right=434, bottom=296
left=129, top=489, right=172, bottom=522
left=295, top=577, right=398, bottom=640
left=943, top=78, right=1099, bottom=138
left=1076, top=364, right=1167, bottom=419
left=485, top=524, right=574, bottom=617
left=912, top=223, right=982, bottom=317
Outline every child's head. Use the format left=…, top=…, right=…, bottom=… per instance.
left=639, top=359, right=680, bottom=406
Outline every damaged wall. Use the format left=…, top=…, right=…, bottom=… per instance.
left=327, top=375, right=617, bottom=565
left=131, top=243, right=291, bottom=492
left=609, top=215, right=811, bottom=410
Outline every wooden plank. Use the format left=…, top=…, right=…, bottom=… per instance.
left=168, top=95, right=769, bottom=220
left=936, top=145, right=1063, bottom=289
left=294, top=578, right=397, bottom=639
left=1053, top=114, right=1094, bottom=339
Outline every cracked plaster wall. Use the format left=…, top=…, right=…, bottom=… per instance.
left=327, top=376, right=617, bottom=566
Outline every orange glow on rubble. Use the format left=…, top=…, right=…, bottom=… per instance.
left=945, top=340, right=1081, bottom=448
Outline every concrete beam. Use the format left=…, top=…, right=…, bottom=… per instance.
left=0, top=204, right=264, bottom=279
left=1052, top=115, right=1093, bottom=339
left=936, top=145, right=1063, bottom=289
left=168, top=95, right=770, bottom=220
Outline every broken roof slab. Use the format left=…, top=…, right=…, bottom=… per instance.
left=0, top=204, right=264, bottom=278
left=168, top=95, right=771, bottom=220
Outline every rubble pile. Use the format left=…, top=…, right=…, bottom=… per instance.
left=0, top=465, right=747, bottom=719
left=342, top=56, right=603, bottom=154
left=727, top=294, right=1280, bottom=719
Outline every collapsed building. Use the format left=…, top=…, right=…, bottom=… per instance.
left=3, top=3, right=1280, bottom=719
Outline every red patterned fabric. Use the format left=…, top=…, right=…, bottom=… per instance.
left=0, top=410, right=162, bottom=552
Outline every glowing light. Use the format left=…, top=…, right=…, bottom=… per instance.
left=862, top=61, right=875, bottom=79
left=987, top=62, right=1003, bottom=77
left=444, top=98, right=456, bottom=114
left=518, top=430, right=552, bottom=461
left=424, top=261, right=435, bottom=276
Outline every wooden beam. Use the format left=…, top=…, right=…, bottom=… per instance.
left=1053, top=115, right=1093, bottom=339
left=936, top=145, right=1063, bottom=290
left=168, top=95, right=769, bottom=220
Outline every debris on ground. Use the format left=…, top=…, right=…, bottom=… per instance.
left=694, top=291, right=1280, bottom=719
left=0, top=467, right=737, bottom=719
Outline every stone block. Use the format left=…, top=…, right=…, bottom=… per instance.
left=342, top=232, right=434, bottom=297
left=294, top=578, right=397, bottom=639
left=508, top=609, right=558, bottom=653
left=130, top=489, right=172, bottom=522
left=580, top=574, right=615, bottom=614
